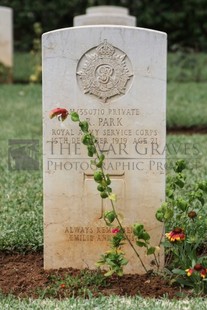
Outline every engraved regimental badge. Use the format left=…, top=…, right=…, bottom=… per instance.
left=77, top=40, right=133, bottom=103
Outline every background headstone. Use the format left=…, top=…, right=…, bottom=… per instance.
left=0, top=6, right=13, bottom=83
left=43, top=24, right=167, bottom=273
left=74, top=6, right=136, bottom=27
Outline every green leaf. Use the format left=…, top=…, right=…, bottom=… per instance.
left=79, top=121, right=89, bottom=133
left=87, top=145, right=96, bottom=157
left=104, top=211, right=116, bottom=224
left=71, top=112, right=80, bottom=122
left=104, top=270, right=114, bottom=277
left=97, top=185, right=105, bottom=192
left=116, top=270, right=124, bottom=276
left=176, top=198, right=188, bottom=211
left=95, top=261, right=104, bottom=267
left=100, top=191, right=108, bottom=199
left=174, top=160, right=186, bottom=173
left=96, top=162, right=103, bottom=168
left=96, top=155, right=104, bottom=168
left=94, top=171, right=103, bottom=183
left=106, top=174, right=111, bottom=185
left=133, top=224, right=144, bottom=236
left=166, top=188, right=174, bottom=199
left=172, top=268, right=186, bottom=275
left=147, top=247, right=156, bottom=255
left=121, top=258, right=128, bottom=265
left=142, top=232, right=150, bottom=241
left=136, top=241, right=146, bottom=247
left=155, top=209, right=165, bottom=222
left=197, top=181, right=207, bottom=193
left=164, top=208, right=174, bottom=220
left=175, top=173, right=186, bottom=188
left=82, top=133, right=93, bottom=145
left=99, top=154, right=105, bottom=161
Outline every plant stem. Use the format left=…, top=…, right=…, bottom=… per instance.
left=83, top=124, right=149, bottom=273
left=110, top=199, right=148, bottom=273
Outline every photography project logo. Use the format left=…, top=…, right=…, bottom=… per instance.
left=8, top=139, right=39, bottom=171
left=46, top=140, right=202, bottom=172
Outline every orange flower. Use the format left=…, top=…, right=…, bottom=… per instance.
left=60, top=283, right=66, bottom=288
left=185, top=264, right=207, bottom=279
left=49, top=108, right=69, bottom=121
left=165, top=228, right=185, bottom=242
left=186, top=268, right=194, bottom=277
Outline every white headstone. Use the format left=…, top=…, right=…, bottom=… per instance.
left=43, top=25, right=167, bottom=273
left=74, top=6, right=136, bottom=27
left=0, top=6, right=13, bottom=82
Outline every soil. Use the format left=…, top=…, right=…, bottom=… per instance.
left=0, top=251, right=190, bottom=299
left=167, top=126, right=207, bottom=135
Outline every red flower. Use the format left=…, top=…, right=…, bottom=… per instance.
left=194, top=264, right=203, bottom=271
left=49, top=108, right=69, bottom=121
left=185, top=264, right=207, bottom=279
left=165, top=228, right=185, bottom=242
left=60, top=283, right=66, bottom=288
left=112, top=228, right=120, bottom=234
left=200, top=269, right=207, bottom=279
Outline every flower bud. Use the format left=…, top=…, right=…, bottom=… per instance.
left=194, top=264, right=203, bottom=271
left=188, top=211, right=197, bottom=219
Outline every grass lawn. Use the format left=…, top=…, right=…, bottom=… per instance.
left=2, top=294, right=207, bottom=310
left=167, top=82, right=207, bottom=128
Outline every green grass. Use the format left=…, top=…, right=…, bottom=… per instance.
left=13, top=52, right=36, bottom=83
left=168, top=52, right=207, bottom=83
left=0, top=84, right=42, bottom=164
left=167, top=82, right=207, bottom=128
left=0, top=84, right=42, bottom=251
left=1, top=294, right=207, bottom=309
left=37, top=269, right=107, bottom=299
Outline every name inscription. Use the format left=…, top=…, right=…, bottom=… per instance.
left=46, top=107, right=164, bottom=171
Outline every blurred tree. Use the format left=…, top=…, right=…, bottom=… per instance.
left=0, top=0, right=206, bottom=51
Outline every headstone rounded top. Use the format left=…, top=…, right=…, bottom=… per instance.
left=0, top=5, right=13, bottom=77
left=0, top=6, right=12, bottom=12
left=86, top=6, right=129, bottom=15
left=73, top=5, right=136, bottom=27
left=74, top=15, right=136, bottom=27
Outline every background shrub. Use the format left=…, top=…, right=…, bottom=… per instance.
left=0, top=0, right=207, bottom=51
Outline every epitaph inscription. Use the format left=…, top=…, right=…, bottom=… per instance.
left=77, top=40, right=133, bottom=102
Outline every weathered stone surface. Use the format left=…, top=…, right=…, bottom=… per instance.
left=42, top=25, right=167, bottom=273
left=74, top=6, right=136, bottom=26
left=0, top=6, right=13, bottom=82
